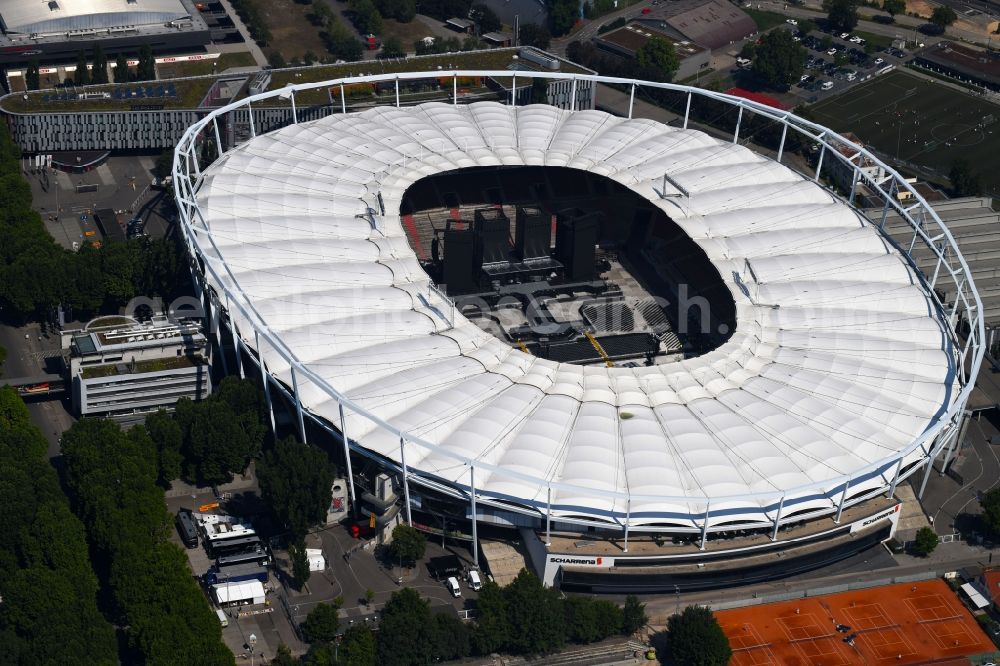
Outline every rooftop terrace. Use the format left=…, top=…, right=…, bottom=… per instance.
left=1, top=48, right=591, bottom=114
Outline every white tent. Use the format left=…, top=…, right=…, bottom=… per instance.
left=212, top=580, right=265, bottom=606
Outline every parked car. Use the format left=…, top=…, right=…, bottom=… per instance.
left=467, top=570, right=482, bottom=591
left=446, top=576, right=462, bottom=597
left=786, top=18, right=798, bottom=25
left=827, top=48, right=838, bottom=55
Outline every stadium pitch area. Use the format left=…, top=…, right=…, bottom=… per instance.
left=809, top=70, right=1000, bottom=196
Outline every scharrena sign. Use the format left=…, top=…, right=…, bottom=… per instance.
left=849, top=503, right=901, bottom=534
left=549, top=556, right=605, bottom=566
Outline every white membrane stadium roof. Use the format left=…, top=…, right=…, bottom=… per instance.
left=195, top=102, right=956, bottom=529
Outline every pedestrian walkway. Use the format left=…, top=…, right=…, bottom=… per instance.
left=215, top=0, right=268, bottom=66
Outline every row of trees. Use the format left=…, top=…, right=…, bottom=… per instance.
left=0, top=123, right=187, bottom=322
left=61, top=417, right=234, bottom=665
left=282, top=571, right=649, bottom=665
left=549, top=0, right=580, bottom=37
left=230, top=0, right=272, bottom=45
left=24, top=45, right=155, bottom=90
left=828, top=0, right=955, bottom=34
left=0, top=388, right=118, bottom=663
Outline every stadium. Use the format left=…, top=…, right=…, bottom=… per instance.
left=175, top=71, right=984, bottom=590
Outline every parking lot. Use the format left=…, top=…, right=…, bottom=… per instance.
left=790, top=28, right=911, bottom=102
left=165, top=478, right=482, bottom=662
left=25, top=154, right=176, bottom=249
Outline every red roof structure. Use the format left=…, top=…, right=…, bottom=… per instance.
left=725, top=87, right=788, bottom=110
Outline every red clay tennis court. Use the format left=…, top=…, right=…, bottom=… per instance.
left=716, top=579, right=995, bottom=665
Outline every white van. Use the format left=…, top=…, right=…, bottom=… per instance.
left=467, top=570, right=482, bottom=591
left=215, top=609, right=229, bottom=628
left=446, top=576, right=462, bottom=597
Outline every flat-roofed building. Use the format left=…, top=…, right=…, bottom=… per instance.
left=63, top=314, right=211, bottom=421
left=0, top=0, right=211, bottom=66
left=594, top=23, right=710, bottom=80
left=633, top=0, right=756, bottom=50
left=914, top=41, right=1000, bottom=92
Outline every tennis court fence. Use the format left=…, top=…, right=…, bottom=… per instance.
left=708, top=570, right=939, bottom=611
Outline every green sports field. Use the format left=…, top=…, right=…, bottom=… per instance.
left=808, top=70, right=1000, bottom=196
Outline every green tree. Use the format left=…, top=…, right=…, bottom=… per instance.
left=751, top=28, right=806, bottom=91
left=826, top=0, right=859, bottom=33
left=290, top=541, right=311, bottom=589
left=74, top=51, right=90, bottom=85
left=271, top=644, right=298, bottom=665
left=145, top=409, right=183, bottom=486
left=622, top=594, right=648, bottom=635
left=981, top=487, right=1000, bottom=536
left=302, top=601, right=341, bottom=643
left=949, top=158, right=983, bottom=196
left=114, top=52, right=130, bottom=82
left=348, top=0, right=383, bottom=34
left=91, top=44, right=109, bottom=84
left=798, top=18, right=818, bottom=34
left=269, top=52, right=287, bottom=68
left=930, top=5, right=958, bottom=26
left=0, top=389, right=118, bottom=664
left=258, top=436, right=334, bottom=540
left=374, top=0, right=417, bottom=21
left=666, top=605, right=732, bottom=666
left=518, top=23, right=551, bottom=49
left=504, top=569, right=565, bottom=655
left=137, top=44, right=156, bottom=81
left=548, top=0, right=578, bottom=37
left=381, top=37, right=406, bottom=58
left=564, top=597, right=623, bottom=643
left=473, top=580, right=510, bottom=654
left=60, top=417, right=233, bottom=665
left=389, top=523, right=427, bottom=565
left=882, top=0, right=904, bottom=17
left=376, top=588, right=433, bottom=666
left=430, top=612, right=472, bottom=660
left=340, top=625, right=376, bottom=666
left=471, top=3, right=502, bottom=32
left=25, top=60, right=40, bottom=90
left=636, top=37, right=680, bottom=82
left=324, top=22, right=365, bottom=61
left=911, top=526, right=939, bottom=556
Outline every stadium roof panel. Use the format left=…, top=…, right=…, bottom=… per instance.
left=1, top=0, right=191, bottom=34
left=194, top=102, right=958, bottom=529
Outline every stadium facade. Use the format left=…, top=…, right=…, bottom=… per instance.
left=174, top=71, right=984, bottom=588
left=0, top=0, right=210, bottom=65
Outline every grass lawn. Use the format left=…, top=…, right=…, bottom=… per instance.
left=381, top=19, right=440, bottom=50
left=744, top=8, right=790, bottom=32
left=258, top=0, right=330, bottom=63
left=809, top=69, right=1000, bottom=195
left=853, top=30, right=892, bottom=49
left=155, top=52, right=257, bottom=79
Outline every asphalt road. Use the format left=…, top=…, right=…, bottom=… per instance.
left=0, top=322, right=75, bottom=459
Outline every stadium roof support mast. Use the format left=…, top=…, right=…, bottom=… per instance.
left=173, top=70, right=985, bottom=548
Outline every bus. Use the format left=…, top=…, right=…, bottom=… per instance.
left=207, top=535, right=262, bottom=559
left=217, top=547, right=270, bottom=568
left=175, top=510, right=199, bottom=549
